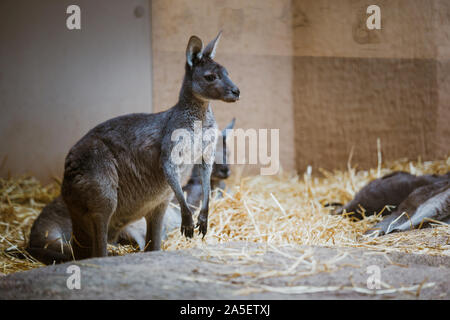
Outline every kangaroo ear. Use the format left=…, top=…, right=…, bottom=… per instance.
left=186, top=36, right=203, bottom=68
left=222, top=117, right=236, bottom=137
left=203, top=31, right=222, bottom=59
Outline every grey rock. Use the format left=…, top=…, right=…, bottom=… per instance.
left=1, top=241, right=449, bottom=300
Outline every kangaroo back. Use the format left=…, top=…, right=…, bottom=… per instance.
left=27, top=196, right=73, bottom=264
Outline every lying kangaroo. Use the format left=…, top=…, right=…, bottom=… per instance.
left=366, top=179, right=450, bottom=236
left=27, top=119, right=236, bottom=263
left=58, top=31, right=239, bottom=260
left=333, top=171, right=447, bottom=219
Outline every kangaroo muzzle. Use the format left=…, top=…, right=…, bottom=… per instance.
left=224, top=85, right=240, bottom=102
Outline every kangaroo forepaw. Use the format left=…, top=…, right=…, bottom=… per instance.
left=196, top=216, right=208, bottom=239
left=181, top=223, right=194, bottom=238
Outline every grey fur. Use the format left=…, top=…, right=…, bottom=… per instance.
left=333, top=171, right=447, bottom=219
left=366, top=179, right=450, bottom=236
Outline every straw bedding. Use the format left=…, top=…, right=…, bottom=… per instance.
left=1, top=157, right=449, bottom=275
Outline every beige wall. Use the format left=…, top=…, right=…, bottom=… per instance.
left=1, top=1, right=448, bottom=181
left=151, top=0, right=449, bottom=174
left=0, top=0, right=153, bottom=182
left=292, top=0, right=438, bottom=59
left=291, top=0, right=450, bottom=171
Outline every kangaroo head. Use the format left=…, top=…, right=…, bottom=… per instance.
left=212, top=118, right=236, bottom=180
left=186, top=31, right=240, bottom=103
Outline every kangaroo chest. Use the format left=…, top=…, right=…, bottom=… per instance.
left=172, top=123, right=218, bottom=168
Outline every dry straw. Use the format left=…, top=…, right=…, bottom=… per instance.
left=1, top=156, right=449, bottom=275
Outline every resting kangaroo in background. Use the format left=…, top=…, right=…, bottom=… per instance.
left=27, top=195, right=151, bottom=264
left=27, top=119, right=236, bottom=263
left=332, top=171, right=447, bottom=219
left=59, top=31, right=239, bottom=260
left=365, top=179, right=450, bottom=236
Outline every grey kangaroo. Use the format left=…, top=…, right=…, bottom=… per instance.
left=26, top=119, right=236, bottom=264
left=366, top=178, right=450, bottom=236
left=59, top=31, right=239, bottom=260
left=27, top=195, right=153, bottom=264
left=332, top=171, right=447, bottom=219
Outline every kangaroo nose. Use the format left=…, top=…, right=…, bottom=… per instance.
left=232, top=88, right=240, bottom=98
left=221, top=167, right=231, bottom=177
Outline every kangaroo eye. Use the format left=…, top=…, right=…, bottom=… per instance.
left=204, top=74, right=216, bottom=82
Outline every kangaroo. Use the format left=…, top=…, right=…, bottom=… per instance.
left=59, top=31, right=239, bottom=260
left=27, top=118, right=237, bottom=264
left=333, top=171, right=448, bottom=219
left=366, top=178, right=450, bottom=236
